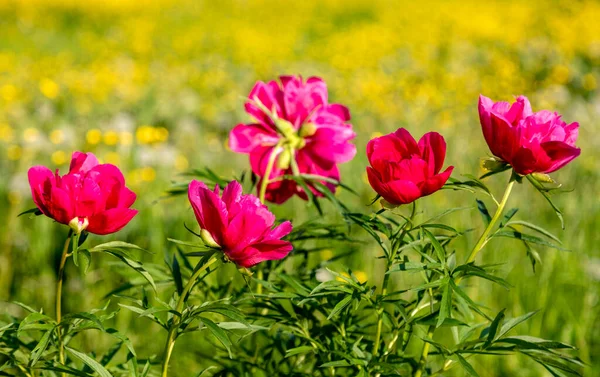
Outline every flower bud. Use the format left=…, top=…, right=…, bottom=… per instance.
left=298, top=123, right=317, bottom=137
left=276, top=148, right=292, bottom=170
left=200, top=229, right=220, bottom=248
left=299, top=122, right=317, bottom=137
left=531, top=172, right=557, bottom=184
left=274, top=118, right=296, bottom=139
left=69, top=217, right=89, bottom=235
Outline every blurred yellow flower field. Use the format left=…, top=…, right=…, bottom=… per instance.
left=0, top=0, right=599, bottom=375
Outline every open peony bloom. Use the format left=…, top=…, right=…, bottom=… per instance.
left=478, top=95, right=580, bottom=175
left=366, top=128, right=453, bottom=206
left=28, top=151, right=138, bottom=235
left=229, top=75, right=356, bottom=204
left=188, top=180, right=293, bottom=267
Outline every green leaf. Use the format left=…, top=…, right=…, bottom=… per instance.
left=29, top=327, right=54, bottom=366
left=497, top=310, right=539, bottom=339
left=18, top=207, right=42, bottom=218
left=320, top=360, right=352, bottom=368
left=484, top=309, right=505, bottom=346
left=437, top=278, right=452, bottom=328
left=90, top=241, right=146, bottom=253
left=449, top=279, right=491, bottom=320
left=494, top=230, right=568, bottom=251
left=201, top=318, right=232, bottom=358
left=285, top=346, right=315, bottom=358
left=66, top=346, right=113, bottom=377
left=388, top=261, right=442, bottom=273
left=171, top=254, right=183, bottom=296
left=476, top=199, right=491, bottom=226
left=102, top=250, right=156, bottom=292
left=424, top=229, right=447, bottom=268
left=526, top=175, right=565, bottom=229
left=499, top=208, right=519, bottom=228
left=62, top=312, right=105, bottom=332
left=456, top=354, right=480, bottom=377
left=77, top=249, right=92, bottom=275
left=496, top=336, right=576, bottom=350
left=327, top=295, right=353, bottom=320
left=506, top=221, right=562, bottom=243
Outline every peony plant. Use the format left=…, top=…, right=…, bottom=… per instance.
left=0, top=81, right=584, bottom=377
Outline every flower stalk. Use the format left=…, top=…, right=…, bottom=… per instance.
left=465, top=174, right=517, bottom=264
left=55, top=230, right=73, bottom=374
left=161, top=254, right=219, bottom=377
left=372, top=202, right=416, bottom=357
left=413, top=325, right=434, bottom=377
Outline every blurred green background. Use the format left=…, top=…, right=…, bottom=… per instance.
left=0, top=0, right=598, bottom=375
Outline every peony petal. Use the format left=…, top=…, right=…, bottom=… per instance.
left=306, top=125, right=356, bottom=164
left=48, top=186, right=75, bottom=225
left=282, top=75, right=328, bottom=127
left=69, top=151, right=99, bottom=174
left=249, top=145, right=285, bottom=178
left=28, top=166, right=55, bottom=216
left=117, top=187, right=137, bottom=208
left=510, top=145, right=550, bottom=175
left=367, top=129, right=419, bottom=172
left=245, top=80, right=284, bottom=126
left=188, top=180, right=227, bottom=244
left=418, top=132, right=447, bottom=175
left=419, top=166, right=454, bottom=196
left=263, top=178, right=296, bottom=204
left=87, top=208, right=138, bottom=235
left=228, top=123, right=279, bottom=154
left=224, top=201, right=275, bottom=251
left=540, top=141, right=581, bottom=174
left=229, top=241, right=293, bottom=268
left=366, top=168, right=422, bottom=205
left=265, top=220, right=293, bottom=240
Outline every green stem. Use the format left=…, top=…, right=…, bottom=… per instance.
left=161, top=254, right=219, bottom=377
left=465, top=177, right=516, bottom=264
left=56, top=230, right=73, bottom=374
left=373, top=202, right=416, bottom=357
left=372, top=271, right=390, bottom=357
left=414, top=326, right=434, bottom=377
left=258, top=142, right=284, bottom=204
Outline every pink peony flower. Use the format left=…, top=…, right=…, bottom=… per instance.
left=28, top=151, right=138, bottom=235
left=366, top=128, right=453, bottom=206
left=229, top=75, right=356, bottom=204
left=478, top=95, right=580, bottom=175
left=188, top=179, right=293, bottom=267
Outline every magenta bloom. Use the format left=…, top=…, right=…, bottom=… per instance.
left=478, top=95, right=580, bottom=175
left=28, top=151, right=138, bottom=235
left=229, top=75, right=356, bottom=204
left=188, top=180, right=293, bottom=267
left=366, top=128, right=453, bottom=206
